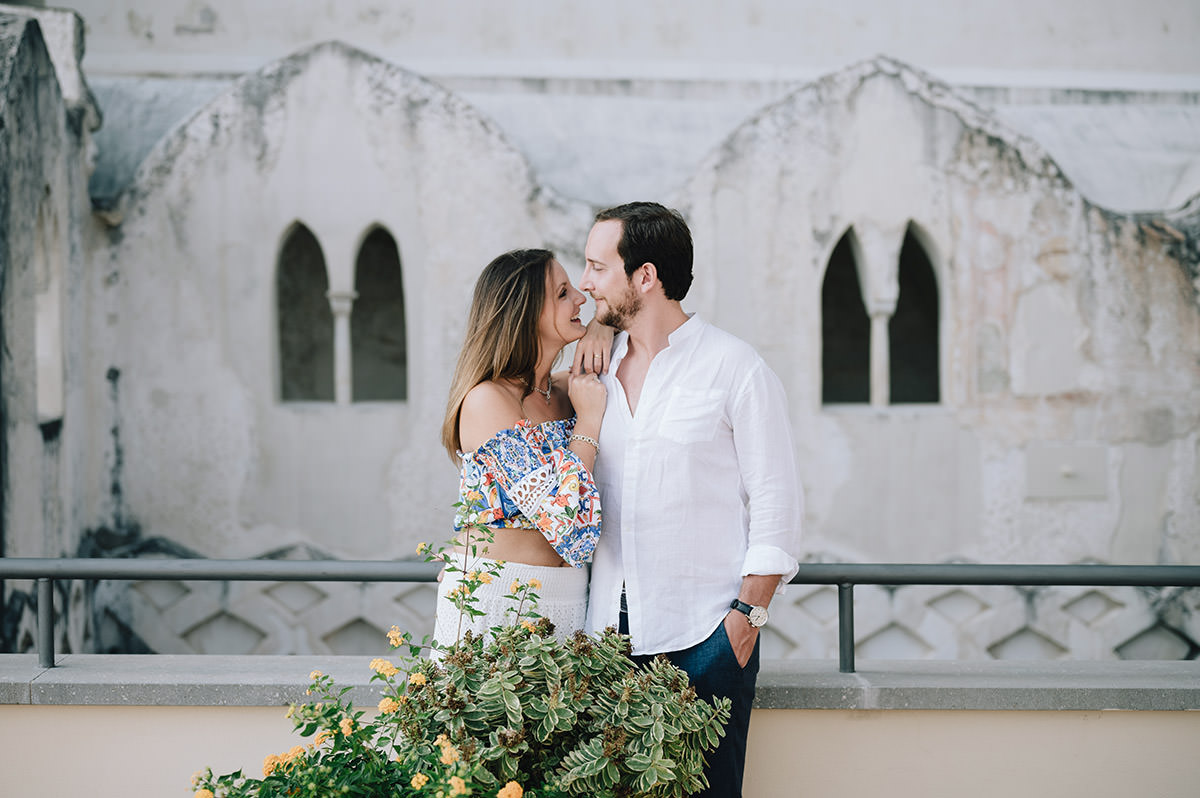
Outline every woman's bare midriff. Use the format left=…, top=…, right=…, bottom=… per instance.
left=450, top=526, right=568, bottom=567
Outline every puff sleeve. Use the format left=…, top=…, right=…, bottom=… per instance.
left=457, top=422, right=601, bottom=567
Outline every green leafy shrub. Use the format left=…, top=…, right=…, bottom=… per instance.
left=192, top=527, right=730, bottom=798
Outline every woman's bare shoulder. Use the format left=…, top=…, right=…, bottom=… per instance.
left=459, top=381, right=524, bottom=452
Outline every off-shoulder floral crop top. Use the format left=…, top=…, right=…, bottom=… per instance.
left=453, top=417, right=601, bottom=568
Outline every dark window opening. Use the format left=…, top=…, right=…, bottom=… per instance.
left=822, top=230, right=871, bottom=404
left=277, top=224, right=334, bottom=402
left=889, top=228, right=940, bottom=403
left=352, top=228, right=407, bottom=401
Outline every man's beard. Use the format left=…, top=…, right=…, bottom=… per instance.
left=597, top=286, right=642, bottom=331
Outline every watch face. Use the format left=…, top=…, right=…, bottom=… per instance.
left=748, top=606, right=768, bottom=627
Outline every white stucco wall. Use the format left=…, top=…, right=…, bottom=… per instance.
left=677, top=59, right=1200, bottom=569
left=60, top=0, right=1200, bottom=83
left=5, top=3, right=1198, bottom=659
left=86, top=42, right=590, bottom=563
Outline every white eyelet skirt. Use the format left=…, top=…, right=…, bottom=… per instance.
left=431, top=556, right=589, bottom=660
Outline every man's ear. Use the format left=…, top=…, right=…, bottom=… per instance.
left=634, top=262, right=658, bottom=293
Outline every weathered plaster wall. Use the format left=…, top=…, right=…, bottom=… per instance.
left=0, top=14, right=61, bottom=649
left=59, top=0, right=1200, bottom=80
left=0, top=16, right=65, bottom=556
left=88, top=42, right=589, bottom=567
left=1, top=6, right=100, bottom=653
left=678, top=60, right=1200, bottom=572
left=4, top=3, right=1198, bottom=658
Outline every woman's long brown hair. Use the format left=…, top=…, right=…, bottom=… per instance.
left=441, top=249, right=555, bottom=459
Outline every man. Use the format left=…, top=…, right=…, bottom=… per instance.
left=579, top=202, right=803, bottom=797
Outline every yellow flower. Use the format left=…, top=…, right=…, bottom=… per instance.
left=416, top=542, right=429, bottom=554
left=449, top=775, right=467, bottom=795
left=339, top=716, right=355, bottom=736
left=378, top=697, right=400, bottom=714
left=434, top=733, right=450, bottom=746
left=479, top=572, right=493, bottom=584
left=286, top=745, right=305, bottom=762
left=397, top=695, right=409, bottom=705
left=509, top=579, right=521, bottom=593
left=387, top=625, right=405, bottom=647
left=309, top=669, right=323, bottom=680
left=262, top=754, right=281, bottom=778
left=408, top=671, right=427, bottom=686
left=370, top=658, right=399, bottom=677
left=497, top=782, right=524, bottom=798
left=312, top=730, right=332, bottom=747
left=411, top=773, right=430, bottom=789
left=520, top=620, right=536, bottom=632
left=440, top=744, right=461, bottom=765
left=194, top=790, right=215, bottom=798
left=527, top=578, right=542, bottom=591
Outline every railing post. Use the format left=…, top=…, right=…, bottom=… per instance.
left=838, top=583, right=855, bottom=673
left=37, top=578, right=55, bottom=668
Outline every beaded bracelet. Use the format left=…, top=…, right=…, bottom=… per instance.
left=569, top=433, right=600, bottom=454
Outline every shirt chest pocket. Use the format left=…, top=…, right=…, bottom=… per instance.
left=657, top=387, right=725, bottom=444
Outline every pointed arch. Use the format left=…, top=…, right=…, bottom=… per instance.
left=889, top=222, right=940, bottom=403
left=821, top=228, right=871, bottom=404
left=351, top=225, right=407, bottom=401
left=277, top=222, right=334, bottom=402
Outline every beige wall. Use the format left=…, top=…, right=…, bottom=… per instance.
left=2, top=704, right=1198, bottom=798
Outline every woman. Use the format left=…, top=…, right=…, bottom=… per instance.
left=435, top=248, right=608, bottom=656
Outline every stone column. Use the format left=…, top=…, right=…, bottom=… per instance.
left=855, top=223, right=903, bottom=409
left=326, top=290, right=358, bottom=405
left=869, top=312, right=890, bottom=407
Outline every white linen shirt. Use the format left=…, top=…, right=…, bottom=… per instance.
left=585, top=314, right=803, bottom=655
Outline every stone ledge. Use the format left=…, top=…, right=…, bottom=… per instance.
left=755, top=659, right=1200, bottom=711
left=1, top=654, right=1197, bottom=711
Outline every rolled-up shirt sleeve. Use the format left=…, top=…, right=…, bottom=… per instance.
left=731, top=360, right=803, bottom=592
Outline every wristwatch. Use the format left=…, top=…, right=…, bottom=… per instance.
left=729, top=599, right=769, bottom=628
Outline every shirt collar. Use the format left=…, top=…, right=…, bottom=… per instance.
left=608, top=312, right=701, bottom=371
left=667, top=312, right=702, bottom=346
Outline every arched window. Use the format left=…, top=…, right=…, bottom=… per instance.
left=889, top=226, right=940, bottom=403
left=821, top=229, right=870, bottom=404
left=351, top=227, right=407, bottom=401
left=277, top=223, right=334, bottom=402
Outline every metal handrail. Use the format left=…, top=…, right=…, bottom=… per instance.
left=3, top=558, right=1199, bottom=672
